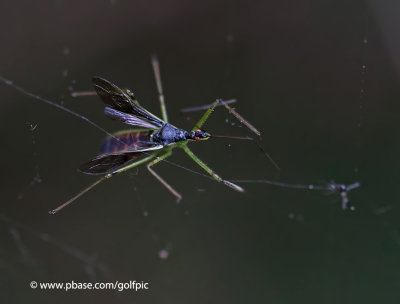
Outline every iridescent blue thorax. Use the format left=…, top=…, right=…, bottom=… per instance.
left=152, top=123, right=210, bottom=146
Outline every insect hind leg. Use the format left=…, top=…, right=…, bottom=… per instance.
left=49, top=153, right=157, bottom=214
left=146, top=149, right=182, bottom=202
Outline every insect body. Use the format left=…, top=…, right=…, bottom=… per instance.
left=50, top=57, right=246, bottom=214
left=152, top=123, right=209, bottom=145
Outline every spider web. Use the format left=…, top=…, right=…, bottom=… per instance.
left=1, top=1, right=399, bottom=302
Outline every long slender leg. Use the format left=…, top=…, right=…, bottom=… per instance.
left=180, top=99, right=237, bottom=113
left=192, top=100, right=219, bottom=131
left=220, top=100, right=260, bottom=136
left=49, top=153, right=157, bottom=214
left=193, top=99, right=260, bottom=135
left=179, top=100, right=237, bottom=130
left=181, top=144, right=244, bottom=192
left=151, top=55, right=168, bottom=122
left=146, top=149, right=182, bottom=202
left=70, top=91, right=97, bottom=97
left=193, top=100, right=279, bottom=170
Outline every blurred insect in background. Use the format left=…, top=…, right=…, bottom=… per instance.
left=233, top=179, right=360, bottom=210
left=49, top=56, right=277, bottom=214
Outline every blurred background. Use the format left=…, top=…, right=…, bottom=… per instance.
left=1, top=0, right=400, bottom=303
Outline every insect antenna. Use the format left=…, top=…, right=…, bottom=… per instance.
left=210, top=135, right=280, bottom=171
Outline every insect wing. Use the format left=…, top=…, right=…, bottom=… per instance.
left=80, top=149, right=160, bottom=175
left=101, top=131, right=160, bottom=154
left=79, top=152, right=140, bottom=175
left=104, top=107, right=159, bottom=129
left=92, top=77, right=164, bottom=128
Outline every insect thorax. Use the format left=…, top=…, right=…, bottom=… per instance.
left=152, top=123, right=189, bottom=146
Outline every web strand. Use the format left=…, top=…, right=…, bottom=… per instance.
left=17, top=123, right=42, bottom=200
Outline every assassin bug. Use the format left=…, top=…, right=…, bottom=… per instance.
left=49, top=56, right=271, bottom=214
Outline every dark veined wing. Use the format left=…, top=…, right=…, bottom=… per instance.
left=79, top=148, right=161, bottom=175
left=104, top=107, right=158, bottom=129
left=92, top=77, right=164, bottom=129
left=79, top=152, right=142, bottom=175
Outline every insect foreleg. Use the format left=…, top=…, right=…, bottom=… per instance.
left=192, top=100, right=219, bottom=131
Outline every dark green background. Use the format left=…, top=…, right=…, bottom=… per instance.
left=1, top=0, right=399, bottom=303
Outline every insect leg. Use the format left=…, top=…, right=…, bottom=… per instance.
left=219, top=100, right=260, bottom=136
left=181, top=145, right=244, bottom=192
left=180, top=99, right=237, bottom=113
left=192, top=100, right=219, bottom=131
left=147, top=149, right=182, bottom=202
left=192, top=100, right=278, bottom=169
left=151, top=55, right=168, bottom=123
left=49, top=153, right=157, bottom=214
left=70, top=91, right=97, bottom=97
left=192, top=99, right=261, bottom=136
